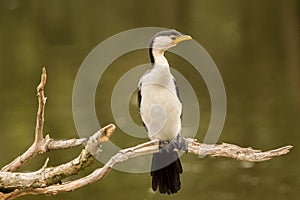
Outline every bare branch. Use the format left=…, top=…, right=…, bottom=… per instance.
left=0, top=68, right=293, bottom=200
left=46, top=137, right=86, bottom=150
left=1, top=68, right=87, bottom=172
left=0, top=137, right=292, bottom=199
left=1, top=68, right=47, bottom=172
left=0, top=124, right=116, bottom=199
left=186, top=139, right=293, bottom=162
left=35, top=67, right=47, bottom=143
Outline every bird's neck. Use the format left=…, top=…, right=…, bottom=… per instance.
left=147, top=48, right=174, bottom=91
left=150, top=48, right=169, bottom=68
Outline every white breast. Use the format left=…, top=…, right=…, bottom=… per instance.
left=139, top=79, right=182, bottom=141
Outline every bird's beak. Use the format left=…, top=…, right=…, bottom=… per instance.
left=172, top=35, right=192, bottom=45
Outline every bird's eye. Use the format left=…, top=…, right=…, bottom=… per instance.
left=171, top=36, right=176, bottom=40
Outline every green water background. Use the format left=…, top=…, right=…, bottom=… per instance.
left=0, top=1, right=299, bottom=199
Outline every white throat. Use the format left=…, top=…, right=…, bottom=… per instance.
left=152, top=49, right=169, bottom=67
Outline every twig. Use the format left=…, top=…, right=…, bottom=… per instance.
left=0, top=68, right=86, bottom=173
left=0, top=68, right=293, bottom=200
left=186, top=139, right=293, bottom=162
left=0, top=138, right=292, bottom=196
left=46, top=137, right=86, bottom=150
left=0, top=124, right=116, bottom=199
left=1, top=68, right=47, bottom=172
left=35, top=67, right=47, bottom=143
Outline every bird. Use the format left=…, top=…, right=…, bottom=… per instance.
left=137, top=29, right=192, bottom=194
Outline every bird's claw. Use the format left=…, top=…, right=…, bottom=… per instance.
left=176, top=135, right=188, bottom=152
left=158, top=135, right=188, bottom=153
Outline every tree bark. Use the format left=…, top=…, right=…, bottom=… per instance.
left=0, top=68, right=292, bottom=200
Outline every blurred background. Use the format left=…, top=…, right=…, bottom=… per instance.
left=0, top=0, right=299, bottom=199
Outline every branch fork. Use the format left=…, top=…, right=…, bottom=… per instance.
left=0, top=68, right=293, bottom=200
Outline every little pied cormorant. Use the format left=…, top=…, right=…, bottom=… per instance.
left=138, top=30, right=192, bottom=194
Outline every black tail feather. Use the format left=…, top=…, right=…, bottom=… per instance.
left=151, top=150, right=182, bottom=194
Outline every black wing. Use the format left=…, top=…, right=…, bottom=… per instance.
left=173, top=79, right=183, bottom=120
left=137, top=82, right=142, bottom=111
left=137, top=81, right=148, bottom=131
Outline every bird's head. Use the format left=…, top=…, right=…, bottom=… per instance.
left=150, top=30, right=192, bottom=52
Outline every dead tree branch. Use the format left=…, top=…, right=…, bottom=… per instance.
left=0, top=124, right=115, bottom=191
left=1, top=68, right=86, bottom=173
left=0, top=138, right=292, bottom=199
left=186, top=139, right=293, bottom=162
left=1, top=68, right=47, bottom=172
left=0, top=68, right=293, bottom=200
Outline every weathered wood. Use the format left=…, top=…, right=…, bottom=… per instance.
left=0, top=68, right=293, bottom=200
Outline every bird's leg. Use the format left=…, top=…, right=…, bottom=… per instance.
left=175, top=135, right=188, bottom=152
left=158, top=135, right=188, bottom=153
left=158, top=141, right=174, bottom=153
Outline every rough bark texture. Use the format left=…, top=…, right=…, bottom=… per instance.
left=0, top=68, right=293, bottom=200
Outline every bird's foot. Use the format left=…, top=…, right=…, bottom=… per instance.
left=158, top=135, right=188, bottom=153
left=175, top=135, right=188, bottom=152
